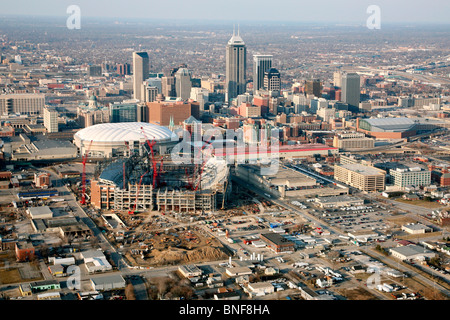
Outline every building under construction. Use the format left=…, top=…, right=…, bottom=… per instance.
left=90, top=149, right=231, bottom=213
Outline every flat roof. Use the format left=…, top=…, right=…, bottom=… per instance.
left=403, top=223, right=430, bottom=230
left=317, top=195, right=363, bottom=203
left=90, top=274, right=125, bottom=285
left=28, top=206, right=53, bottom=216
left=260, top=233, right=294, bottom=246
left=390, top=244, right=434, bottom=257
left=338, top=163, right=385, bottom=176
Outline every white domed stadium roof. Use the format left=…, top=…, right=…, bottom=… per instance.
left=75, top=122, right=175, bottom=143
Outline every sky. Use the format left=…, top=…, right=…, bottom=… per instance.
left=2, top=0, right=450, bottom=25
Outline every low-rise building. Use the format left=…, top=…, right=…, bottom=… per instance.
left=225, top=267, right=253, bottom=277
left=389, top=244, right=437, bottom=261
left=402, top=223, right=433, bottom=235
left=30, top=280, right=61, bottom=293
left=15, top=241, right=35, bottom=262
left=315, top=195, right=364, bottom=208
left=260, top=233, right=295, bottom=253
left=246, top=281, right=275, bottom=297
left=27, top=206, right=53, bottom=219
left=178, top=265, right=203, bottom=278
left=90, top=274, right=126, bottom=291
left=81, top=249, right=112, bottom=273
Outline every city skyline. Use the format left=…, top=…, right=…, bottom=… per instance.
left=0, top=2, right=449, bottom=306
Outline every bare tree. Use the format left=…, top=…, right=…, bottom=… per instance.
left=125, top=283, right=136, bottom=300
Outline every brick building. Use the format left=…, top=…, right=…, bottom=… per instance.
left=15, top=241, right=35, bottom=262
left=147, top=100, right=200, bottom=126
left=260, top=233, right=295, bottom=253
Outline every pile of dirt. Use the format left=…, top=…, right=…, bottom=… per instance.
left=149, top=245, right=230, bottom=266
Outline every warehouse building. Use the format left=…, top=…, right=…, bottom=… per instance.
left=81, top=249, right=112, bottom=273
left=402, top=223, right=433, bottom=235
left=178, top=265, right=203, bottom=278
left=315, top=195, right=364, bottom=208
left=260, top=233, right=295, bottom=253
left=27, top=206, right=53, bottom=219
left=389, top=244, right=436, bottom=261
left=90, top=274, right=126, bottom=291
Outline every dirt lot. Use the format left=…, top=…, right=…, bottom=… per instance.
left=124, top=227, right=232, bottom=267
left=335, top=286, right=379, bottom=300
left=386, top=215, right=419, bottom=227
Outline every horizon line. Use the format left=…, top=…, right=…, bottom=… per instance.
left=1, top=13, right=450, bottom=27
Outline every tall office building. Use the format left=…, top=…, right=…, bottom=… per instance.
left=43, top=106, right=58, bottom=133
left=161, top=76, right=176, bottom=97
left=263, top=68, right=281, bottom=92
left=175, top=68, right=192, bottom=100
left=110, top=102, right=137, bottom=123
left=341, top=72, right=360, bottom=111
left=253, top=55, right=272, bottom=92
left=117, top=63, right=131, bottom=76
left=305, top=79, right=322, bottom=98
left=88, top=65, right=102, bottom=77
left=225, top=27, right=247, bottom=103
left=133, top=52, right=150, bottom=101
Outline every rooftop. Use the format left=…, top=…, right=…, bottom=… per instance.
left=339, top=163, right=385, bottom=176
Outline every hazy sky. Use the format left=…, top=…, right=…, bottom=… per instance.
left=2, top=0, right=450, bottom=24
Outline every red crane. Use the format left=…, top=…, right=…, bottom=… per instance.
left=128, top=170, right=149, bottom=215
left=140, top=127, right=158, bottom=188
left=80, top=140, right=93, bottom=205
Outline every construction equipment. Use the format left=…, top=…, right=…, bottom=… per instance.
left=140, top=127, right=158, bottom=188
left=128, top=170, right=149, bottom=215
left=80, top=140, right=93, bottom=205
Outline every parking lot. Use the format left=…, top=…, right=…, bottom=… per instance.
left=308, top=203, right=393, bottom=234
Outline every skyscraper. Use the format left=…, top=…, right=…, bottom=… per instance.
left=226, top=27, right=247, bottom=103
left=161, top=76, right=176, bottom=97
left=341, top=72, right=360, bottom=112
left=175, top=68, right=192, bottom=100
left=253, top=55, right=272, bottom=93
left=133, top=52, right=149, bottom=101
left=263, top=68, right=281, bottom=92
left=305, top=79, right=322, bottom=98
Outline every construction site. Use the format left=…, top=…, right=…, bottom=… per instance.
left=85, top=131, right=231, bottom=215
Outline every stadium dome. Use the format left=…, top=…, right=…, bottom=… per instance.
left=74, top=122, right=177, bottom=158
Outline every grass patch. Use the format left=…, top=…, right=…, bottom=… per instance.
left=0, top=268, right=22, bottom=284
left=395, top=199, right=444, bottom=209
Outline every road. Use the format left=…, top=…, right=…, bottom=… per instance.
left=362, top=248, right=450, bottom=298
